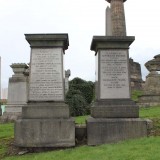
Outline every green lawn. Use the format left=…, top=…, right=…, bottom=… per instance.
left=2, top=137, right=160, bottom=160
left=1, top=106, right=160, bottom=160
left=0, top=123, right=14, bottom=159
left=131, top=90, right=143, bottom=102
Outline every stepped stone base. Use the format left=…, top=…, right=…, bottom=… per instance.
left=1, top=105, right=24, bottom=122
left=22, top=103, right=70, bottom=119
left=15, top=118, right=75, bottom=147
left=1, top=112, right=21, bottom=122
left=87, top=117, right=152, bottom=146
left=14, top=102, right=75, bottom=147
left=91, top=100, right=139, bottom=118
left=138, top=95, right=160, bottom=107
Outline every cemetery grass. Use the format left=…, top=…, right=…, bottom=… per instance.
left=0, top=123, right=14, bottom=159
left=0, top=106, right=160, bottom=160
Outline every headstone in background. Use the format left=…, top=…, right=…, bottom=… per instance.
left=138, top=54, right=160, bottom=107
left=87, top=0, right=152, bottom=145
left=1, top=63, right=29, bottom=121
left=65, top=69, right=71, bottom=93
left=15, top=34, right=75, bottom=147
left=129, top=58, right=143, bottom=91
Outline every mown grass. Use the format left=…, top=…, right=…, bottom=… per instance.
left=0, top=123, right=14, bottom=159
left=75, top=115, right=89, bottom=124
left=2, top=137, right=160, bottom=160
left=131, top=90, right=143, bottom=102
left=140, top=106, right=160, bottom=118
left=1, top=106, right=160, bottom=160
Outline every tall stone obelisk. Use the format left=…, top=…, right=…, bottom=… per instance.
left=87, top=0, right=151, bottom=145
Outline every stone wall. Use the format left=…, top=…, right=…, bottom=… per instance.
left=129, top=58, right=143, bottom=90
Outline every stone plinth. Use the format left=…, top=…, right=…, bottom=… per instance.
left=87, top=117, right=152, bottom=145
left=138, top=54, right=160, bottom=107
left=90, top=36, right=139, bottom=117
left=2, top=63, right=29, bottom=122
left=15, top=118, right=75, bottom=147
left=14, top=34, right=75, bottom=147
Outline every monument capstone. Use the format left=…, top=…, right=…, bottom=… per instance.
left=138, top=54, right=160, bottom=106
left=87, top=0, right=152, bottom=145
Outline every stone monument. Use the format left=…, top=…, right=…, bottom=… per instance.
left=65, top=69, right=71, bottom=94
left=87, top=0, right=151, bottom=145
left=15, top=34, right=75, bottom=147
left=129, top=58, right=143, bottom=91
left=2, top=63, right=29, bottom=121
left=138, top=54, right=160, bottom=107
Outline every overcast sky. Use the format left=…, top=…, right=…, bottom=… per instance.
left=0, top=0, right=160, bottom=88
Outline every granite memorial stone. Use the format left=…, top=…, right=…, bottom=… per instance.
left=15, top=34, right=75, bottom=147
left=2, top=63, right=29, bottom=121
left=87, top=0, right=151, bottom=145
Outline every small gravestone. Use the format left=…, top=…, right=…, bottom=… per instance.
left=87, top=0, right=151, bottom=145
left=138, top=54, right=160, bottom=106
left=129, top=58, right=143, bottom=91
left=2, top=63, right=29, bottom=121
left=15, top=34, right=75, bottom=147
left=65, top=70, right=71, bottom=93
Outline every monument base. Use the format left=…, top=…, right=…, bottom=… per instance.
left=14, top=102, right=75, bottom=147
left=138, top=95, right=160, bottom=107
left=87, top=117, right=152, bottom=146
left=91, top=100, right=139, bottom=118
left=15, top=118, right=75, bottom=147
left=22, top=102, right=70, bottom=119
left=1, top=105, right=23, bottom=122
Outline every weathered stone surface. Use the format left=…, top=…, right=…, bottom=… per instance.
left=15, top=118, right=75, bottom=147
left=14, top=34, right=75, bottom=148
left=138, top=54, right=160, bottom=107
left=22, top=103, right=70, bottom=119
left=65, top=70, right=71, bottom=94
left=25, top=34, right=69, bottom=49
left=2, top=63, right=29, bottom=121
left=129, top=58, right=143, bottom=90
left=87, top=117, right=151, bottom=145
left=91, top=36, right=135, bottom=52
left=106, top=0, right=126, bottom=36
left=87, top=0, right=150, bottom=146
left=99, top=49, right=130, bottom=99
left=91, top=105, right=139, bottom=118
left=75, top=124, right=87, bottom=142
left=29, top=48, right=64, bottom=102
left=105, top=7, right=112, bottom=36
